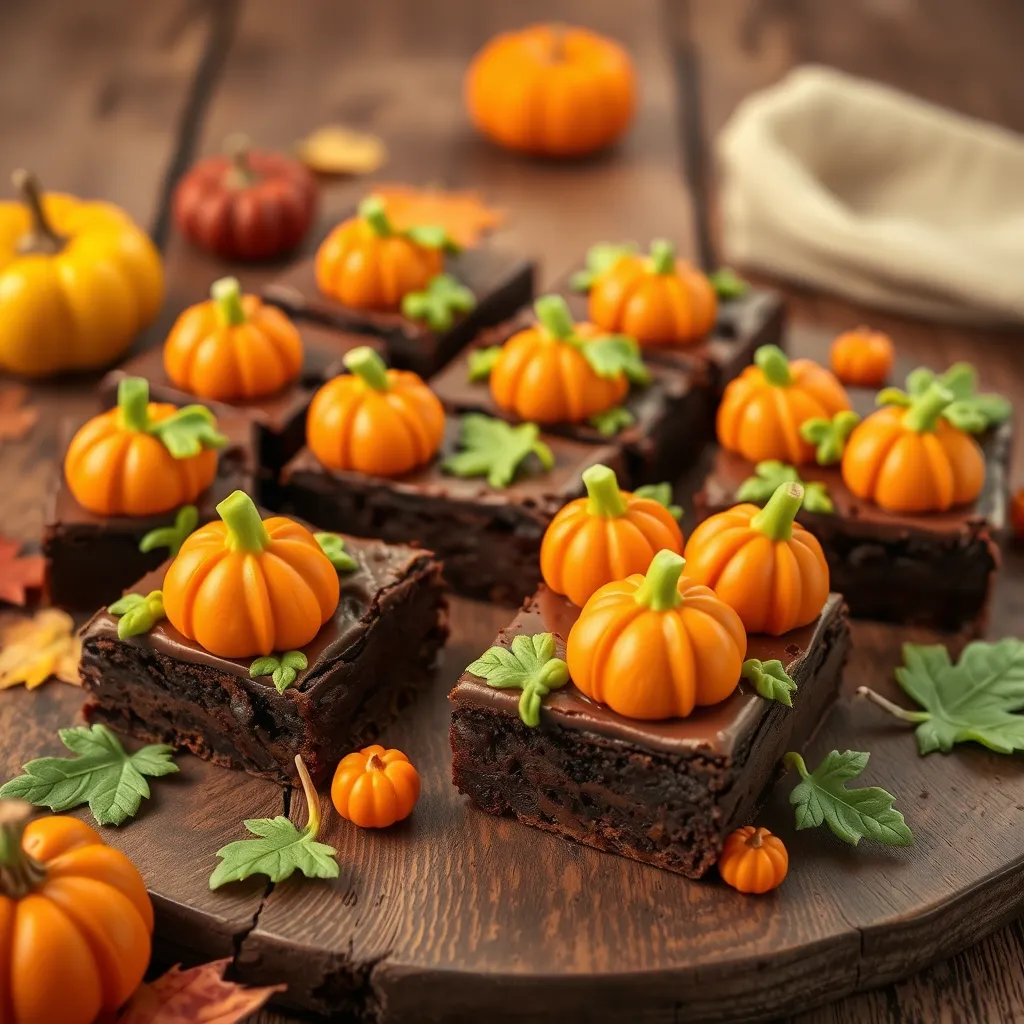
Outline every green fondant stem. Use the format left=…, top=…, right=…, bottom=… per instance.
left=750, top=482, right=804, bottom=541
left=534, top=295, right=576, bottom=341
left=211, top=277, right=247, bottom=327
left=902, top=382, right=954, bottom=434
left=117, top=377, right=151, bottom=433
left=344, top=346, right=390, bottom=392
left=217, top=490, right=270, bottom=553
left=649, top=239, right=676, bottom=275
left=359, top=196, right=391, bottom=237
left=633, top=549, right=685, bottom=612
left=755, top=344, right=793, bottom=387
left=583, top=464, right=628, bottom=518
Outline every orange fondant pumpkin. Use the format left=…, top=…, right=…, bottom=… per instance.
left=164, top=276, right=303, bottom=401
left=718, top=826, right=788, bottom=894
left=841, top=383, right=985, bottom=513
left=163, top=491, right=339, bottom=658
left=466, top=24, right=636, bottom=157
left=683, top=482, right=829, bottom=635
left=588, top=240, right=717, bottom=346
left=717, top=345, right=851, bottom=465
left=306, top=346, right=445, bottom=477
left=565, top=549, right=747, bottom=720
left=315, top=196, right=443, bottom=310
left=489, top=295, right=630, bottom=424
left=0, top=800, right=153, bottom=1024
left=331, top=745, right=421, bottom=828
left=829, top=326, right=894, bottom=388
left=65, top=377, right=221, bottom=517
left=540, top=464, right=682, bottom=607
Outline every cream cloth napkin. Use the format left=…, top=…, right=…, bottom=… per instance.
left=717, top=65, right=1024, bottom=325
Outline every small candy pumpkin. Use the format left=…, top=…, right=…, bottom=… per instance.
left=65, top=377, right=222, bottom=518
left=172, top=134, right=317, bottom=261
left=540, top=464, right=683, bottom=607
left=0, top=800, right=154, bottom=1024
left=829, top=326, right=894, bottom=388
left=683, top=482, right=829, bottom=635
left=466, top=24, right=636, bottom=158
left=306, top=346, right=445, bottom=477
left=566, top=549, right=747, bottom=720
left=0, top=170, right=164, bottom=378
left=315, top=196, right=444, bottom=310
left=489, top=295, right=631, bottom=424
left=163, top=490, right=339, bottom=658
left=717, top=345, right=852, bottom=465
left=841, top=383, right=985, bottom=513
left=588, top=240, right=717, bottom=346
left=718, top=826, right=788, bottom=894
left=164, top=276, right=303, bottom=401
left=331, top=744, right=421, bottom=828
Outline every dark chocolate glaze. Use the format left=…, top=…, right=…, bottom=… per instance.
left=450, top=586, right=845, bottom=758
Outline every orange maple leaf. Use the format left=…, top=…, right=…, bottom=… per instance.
left=0, top=536, right=45, bottom=606
left=115, top=959, right=284, bottom=1024
left=0, top=609, right=81, bottom=690
left=0, top=385, right=39, bottom=448
left=372, top=184, right=506, bottom=248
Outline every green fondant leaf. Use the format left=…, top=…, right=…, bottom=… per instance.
left=742, top=658, right=797, bottom=707
left=108, top=590, right=165, bottom=640
left=314, top=532, right=358, bottom=572
left=442, top=414, right=554, bottom=489
left=736, top=461, right=833, bottom=514
left=588, top=405, right=635, bottom=437
left=575, top=334, right=650, bottom=385
left=799, top=410, right=860, bottom=465
left=708, top=267, right=750, bottom=300
left=400, top=273, right=476, bottom=331
left=633, top=482, right=683, bottom=519
left=467, top=345, right=503, bottom=382
left=150, top=405, right=227, bottom=459
left=569, top=242, right=638, bottom=292
left=138, top=504, right=199, bottom=557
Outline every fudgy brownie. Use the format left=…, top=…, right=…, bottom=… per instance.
left=450, top=587, right=850, bottom=879
left=694, top=395, right=1012, bottom=636
left=80, top=536, right=448, bottom=785
left=97, top=321, right=372, bottom=471
left=277, top=420, right=624, bottom=604
left=43, top=417, right=256, bottom=612
left=262, top=247, right=535, bottom=378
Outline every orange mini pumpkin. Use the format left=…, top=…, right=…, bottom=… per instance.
left=163, top=490, right=339, bottom=658
left=842, top=383, right=985, bottom=513
left=830, top=326, right=894, bottom=388
left=588, top=239, right=717, bottom=346
left=466, top=24, right=636, bottom=158
left=0, top=800, right=154, bottom=1024
left=315, top=196, right=444, bottom=310
left=65, top=376, right=222, bottom=517
left=718, top=825, right=788, bottom=894
left=541, top=464, right=682, bottom=607
left=566, top=549, right=747, bottom=720
left=164, top=276, right=303, bottom=401
left=331, top=744, right=421, bottom=828
left=307, top=346, right=445, bottom=477
left=684, top=482, right=829, bottom=635
left=490, top=295, right=632, bottom=424
left=717, top=345, right=851, bottom=465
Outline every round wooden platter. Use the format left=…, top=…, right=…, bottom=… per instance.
left=3, top=558, right=1024, bottom=1024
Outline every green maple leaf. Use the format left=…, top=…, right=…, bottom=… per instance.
left=210, top=756, right=338, bottom=889
left=577, top=334, right=651, bottom=386
left=568, top=241, right=637, bottom=292
left=0, top=724, right=178, bottom=826
left=139, top=504, right=199, bottom=558
left=785, top=750, right=913, bottom=847
left=467, top=345, right=503, bottom=382
left=633, top=482, right=682, bottom=519
left=859, top=639, right=1024, bottom=755
left=466, top=632, right=570, bottom=727
left=708, top=267, right=750, bottom=300
left=150, top=405, right=227, bottom=458
left=742, top=658, right=797, bottom=707
left=588, top=405, right=635, bottom=437
left=314, top=532, right=358, bottom=572
left=401, top=273, right=476, bottom=331
left=108, top=590, right=165, bottom=640
left=250, top=651, right=309, bottom=694
left=442, top=414, right=554, bottom=489
left=736, top=461, right=834, bottom=514
left=799, top=411, right=860, bottom=465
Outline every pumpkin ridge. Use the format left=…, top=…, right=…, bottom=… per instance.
left=661, top=606, right=696, bottom=718
left=237, top=553, right=275, bottom=654
left=104, top=432, right=135, bottom=516
left=387, top=387, right=434, bottom=462
left=176, top=548, right=226, bottom=640
left=921, top=432, right=955, bottom=510
left=259, top=548, right=327, bottom=638
left=770, top=540, right=799, bottom=635
left=690, top=526, right=755, bottom=587
left=768, top=382, right=804, bottom=464
left=587, top=599, right=646, bottom=703
left=335, top=384, right=365, bottom=470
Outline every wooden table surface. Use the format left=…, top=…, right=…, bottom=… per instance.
left=2, top=1, right=1023, bottom=1021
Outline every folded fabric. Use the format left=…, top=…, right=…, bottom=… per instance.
left=717, top=65, right=1024, bottom=325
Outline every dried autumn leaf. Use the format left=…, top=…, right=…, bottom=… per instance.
left=296, top=125, right=387, bottom=175
left=0, top=384, right=39, bottom=448
left=0, top=609, right=81, bottom=690
left=0, top=536, right=44, bottom=606
left=371, top=183, right=505, bottom=247
left=117, top=959, right=284, bottom=1024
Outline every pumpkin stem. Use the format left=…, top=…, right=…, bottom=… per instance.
left=0, top=800, right=46, bottom=900
left=366, top=753, right=386, bottom=771
left=535, top=295, right=576, bottom=342
left=750, top=482, right=804, bottom=541
left=633, top=549, right=685, bottom=612
left=217, top=490, right=271, bottom=553
left=211, top=276, right=248, bottom=327
left=344, top=345, right=391, bottom=392
left=359, top=196, right=392, bottom=237
left=294, top=755, right=323, bottom=839
left=223, top=133, right=258, bottom=188
left=754, top=345, right=793, bottom=387
left=12, top=169, right=66, bottom=255
left=117, top=376, right=152, bottom=433
left=583, top=464, right=628, bottom=518
left=747, top=828, right=765, bottom=849
left=649, top=239, right=676, bottom=275
left=902, top=382, right=954, bottom=434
